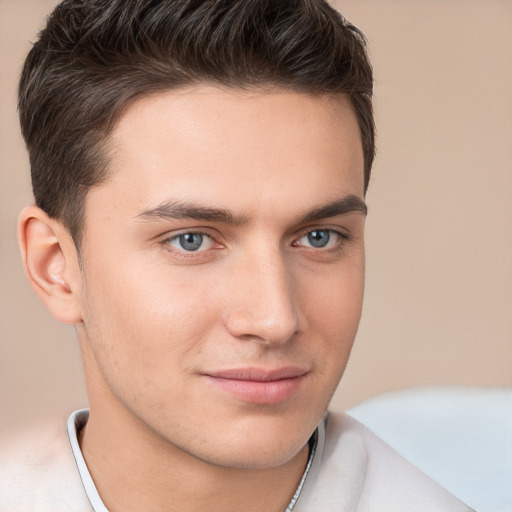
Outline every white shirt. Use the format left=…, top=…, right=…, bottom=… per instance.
left=0, top=409, right=474, bottom=511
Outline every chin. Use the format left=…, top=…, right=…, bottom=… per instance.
left=197, top=440, right=305, bottom=470
left=176, top=415, right=315, bottom=470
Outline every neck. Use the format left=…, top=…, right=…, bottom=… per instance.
left=79, top=400, right=310, bottom=512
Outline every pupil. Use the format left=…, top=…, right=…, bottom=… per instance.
left=179, top=233, right=203, bottom=251
left=307, top=230, right=329, bottom=248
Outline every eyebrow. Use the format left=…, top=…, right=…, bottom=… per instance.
left=136, top=194, right=367, bottom=225
left=137, top=200, right=248, bottom=225
left=299, top=194, right=367, bottom=223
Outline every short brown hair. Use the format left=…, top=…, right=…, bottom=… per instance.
left=18, top=0, right=375, bottom=245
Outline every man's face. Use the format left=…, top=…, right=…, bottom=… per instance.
left=76, top=87, right=366, bottom=469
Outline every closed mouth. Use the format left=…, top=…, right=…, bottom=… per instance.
left=203, top=367, right=308, bottom=404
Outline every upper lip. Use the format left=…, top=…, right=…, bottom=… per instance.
left=205, top=367, right=308, bottom=382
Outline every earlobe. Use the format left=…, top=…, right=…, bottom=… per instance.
left=18, top=206, right=82, bottom=324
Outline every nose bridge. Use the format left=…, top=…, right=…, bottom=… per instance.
left=225, top=245, right=300, bottom=345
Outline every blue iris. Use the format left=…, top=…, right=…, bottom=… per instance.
left=307, top=230, right=330, bottom=248
left=178, top=233, right=204, bottom=251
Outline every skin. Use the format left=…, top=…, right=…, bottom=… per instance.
left=19, top=87, right=366, bottom=512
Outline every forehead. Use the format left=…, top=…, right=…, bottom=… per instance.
left=90, top=86, right=364, bottom=222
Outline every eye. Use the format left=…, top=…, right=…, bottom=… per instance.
left=166, top=232, right=214, bottom=252
left=295, top=229, right=343, bottom=249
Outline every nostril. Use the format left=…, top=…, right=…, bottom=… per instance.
left=229, top=304, right=300, bottom=343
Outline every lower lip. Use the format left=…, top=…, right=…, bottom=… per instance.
left=205, top=375, right=306, bottom=404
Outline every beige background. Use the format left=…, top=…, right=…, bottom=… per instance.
left=1, top=0, right=511, bottom=433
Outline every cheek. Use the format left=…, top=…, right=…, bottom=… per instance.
left=79, top=269, right=228, bottom=426
left=304, top=259, right=364, bottom=333
left=298, top=256, right=364, bottom=380
left=80, top=256, right=223, bottom=378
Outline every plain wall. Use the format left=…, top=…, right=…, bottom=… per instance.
left=1, top=0, right=511, bottom=433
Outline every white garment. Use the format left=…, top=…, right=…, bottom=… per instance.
left=0, top=409, right=474, bottom=512
left=294, top=412, right=474, bottom=512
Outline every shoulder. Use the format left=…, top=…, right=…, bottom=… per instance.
left=296, top=411, right=474, bottom=512
left=0, top=418, right=92, bottom=512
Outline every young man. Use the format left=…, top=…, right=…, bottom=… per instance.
left=3, top=1, right=473, bottom=510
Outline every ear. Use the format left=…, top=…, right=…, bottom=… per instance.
left=18, top=205, right=83, bottom=324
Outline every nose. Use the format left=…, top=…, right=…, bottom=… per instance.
left=224, top=250, right=301, bottom=346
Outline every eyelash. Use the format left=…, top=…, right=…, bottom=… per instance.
left=160, top=228, right=349, bottom=257
left=293, top=229, right=348, bottom=250
left=161, top=231, right=218, bottom=257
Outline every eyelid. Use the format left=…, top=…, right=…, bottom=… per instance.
left=170, top=232, right=212, bottom=251
left=160, top=229, right=224, bottom=256
left=293, top=228, right=349, bottom=249
left=160, top=226, right=219, bottom=243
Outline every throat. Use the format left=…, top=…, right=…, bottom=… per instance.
left=77, top=407, right=313, bottom=512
